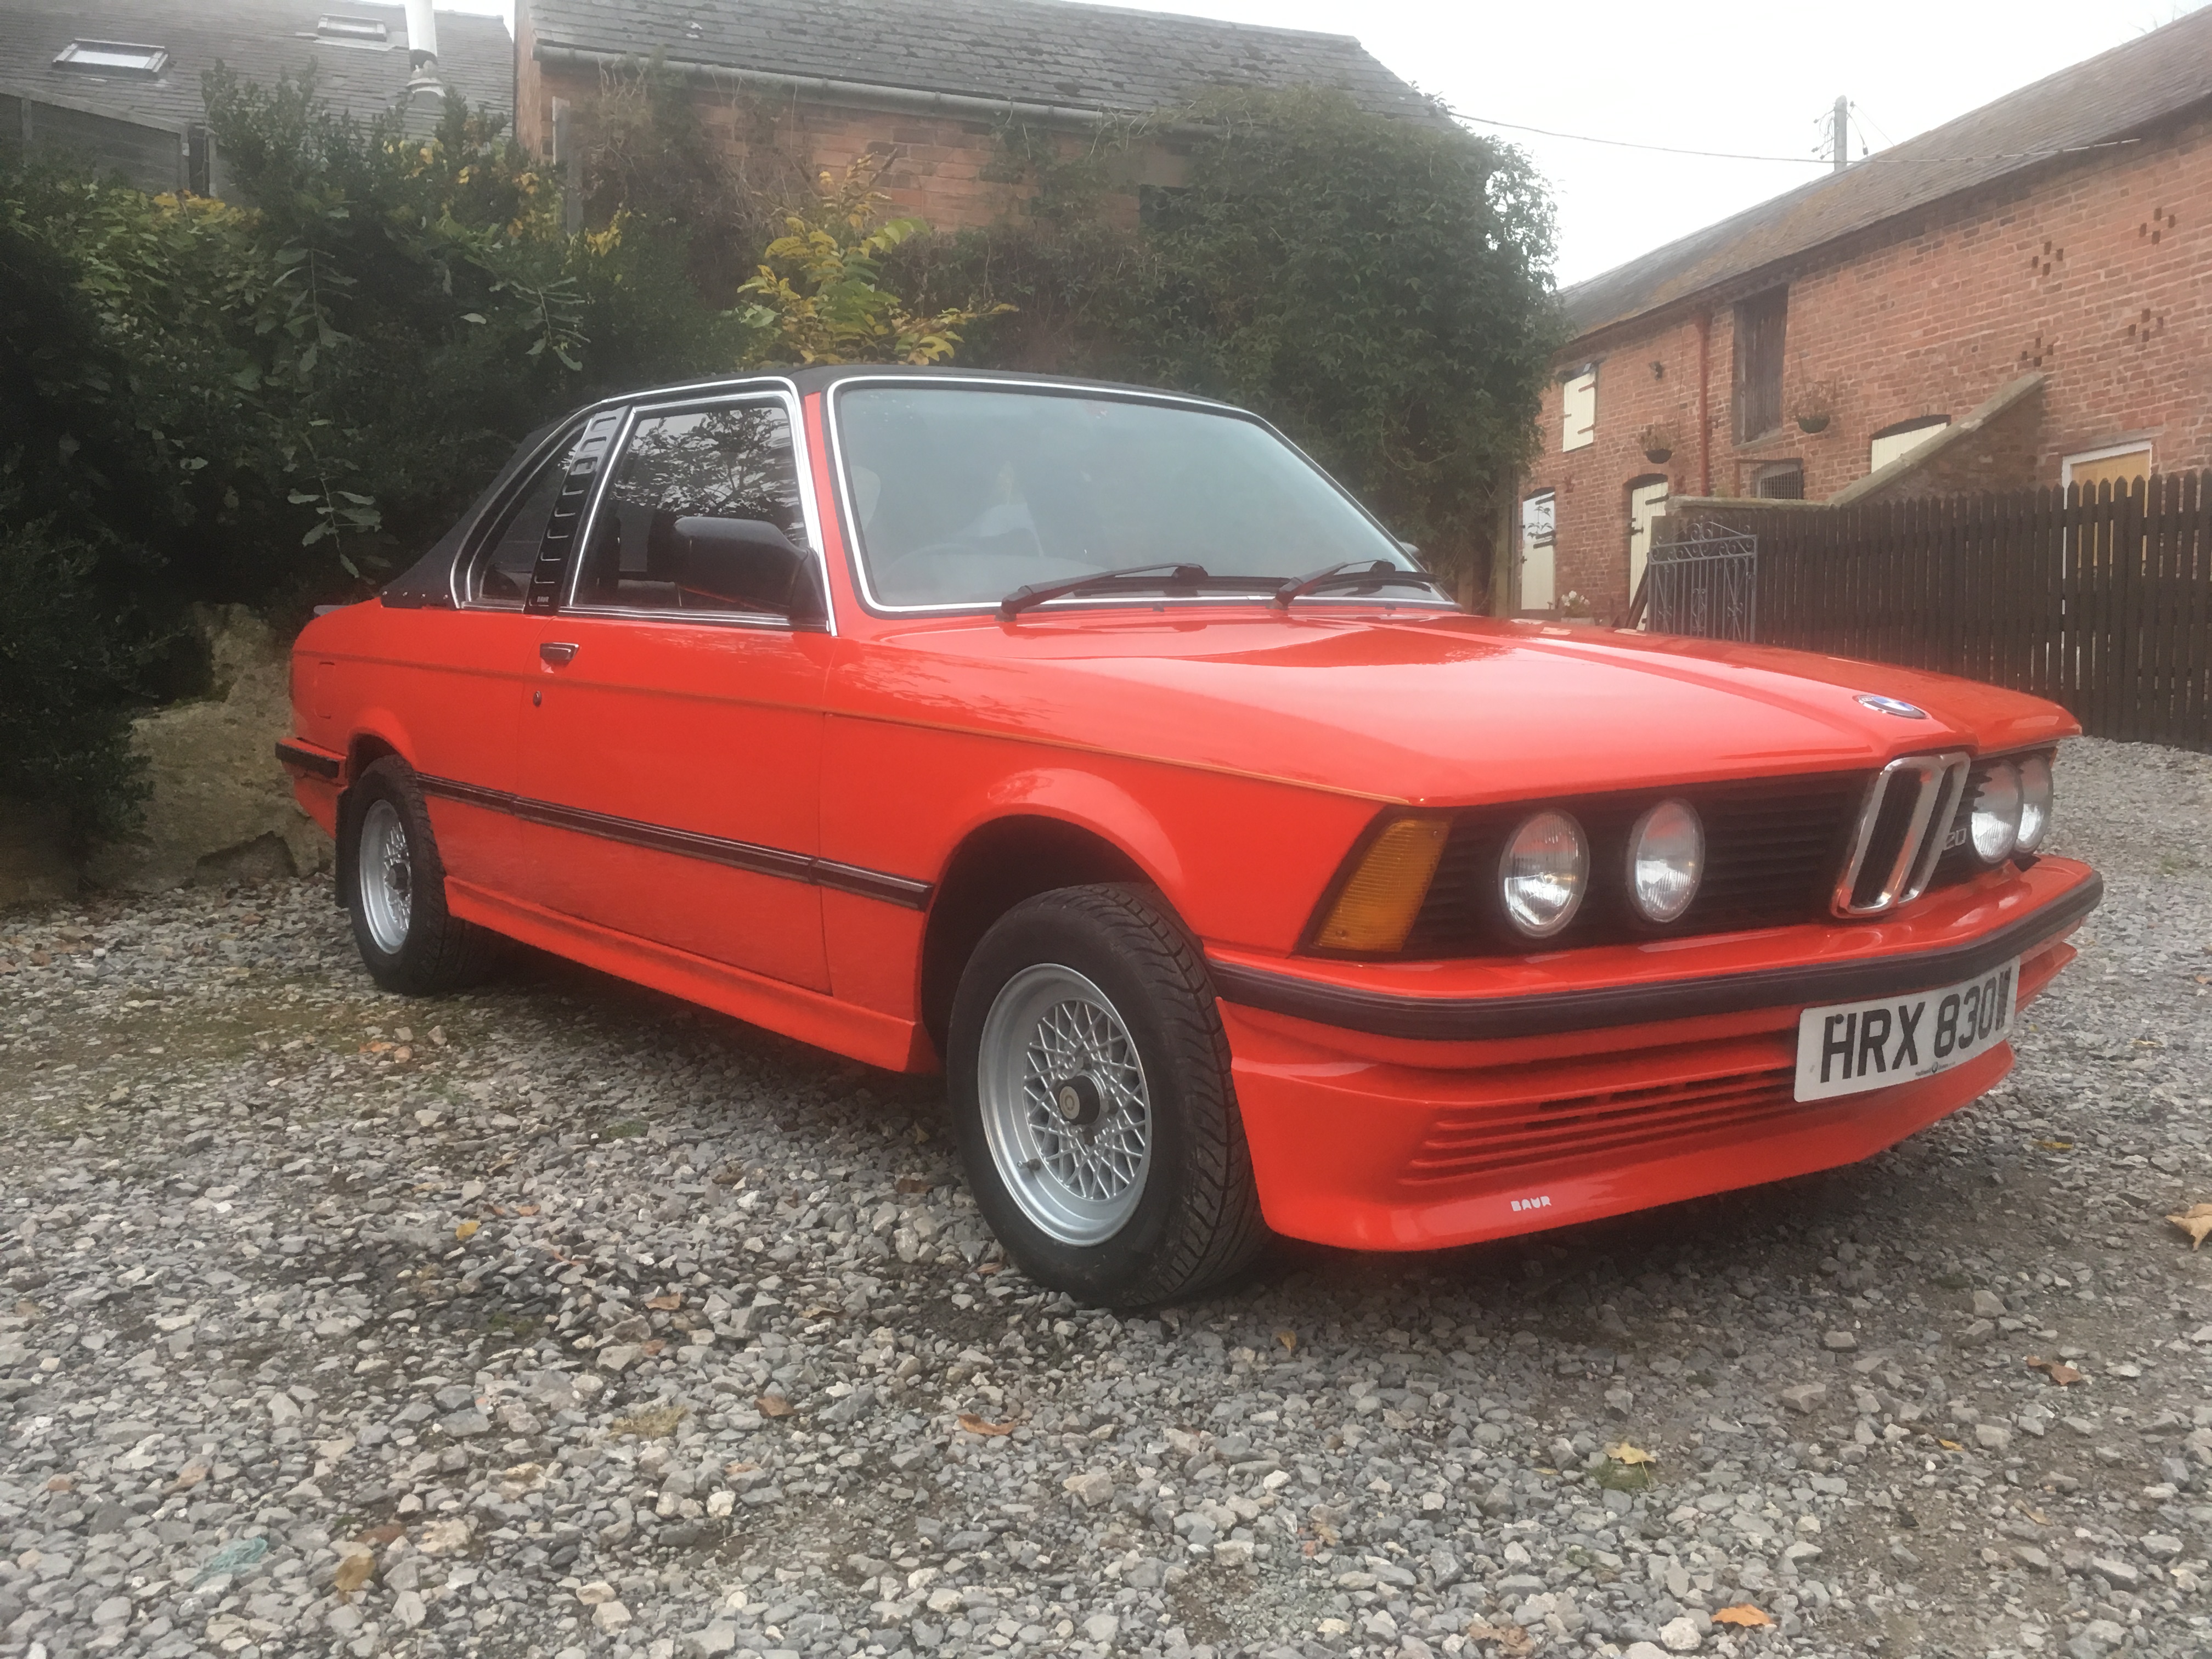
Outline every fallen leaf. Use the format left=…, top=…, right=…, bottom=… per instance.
left=957, top=1413, right=1017, bottom=1437
left=977, top=1262, right=1003, bottom=1276
left=515, top=1204, right=539, bottom=1216
left=454, top=1220, right=479, bottom=1241
left=1938, top=1437, right=1963, bottom=1451
left=2166, top=1203, right=2212, bottom=1250
left=1714, top=1604, right=1774, bottom=1628
left=2034, top=1138, right=2073, bottom=1152
left=44, top=1476, right=72, bottom=1493
left=168, top=1460, right=211, bottom=1493
left=645, top=1294, right=683, bottom=1311
left=333, top=1551, right=376, bottom=1596
left=895, top=1175, right=934, bottom=1193
left=757, top=1395, right=795, bottom=1418
left=2026, top=1357, right=2084, bottom=1386
left=1604, top=1441, right=1657, bottom=1466
left=640, top=1339, right=665, bottom=1356
left=357, top=1522, right=406, bottom=1547
left=722, top=1460, right=759, bottom=1477
left=1275, top=1330, right=1297, bottom=1354
left=800, top=1305, right=839, bottom=1319
left=1464, top=1622, right=1535, bottom=1656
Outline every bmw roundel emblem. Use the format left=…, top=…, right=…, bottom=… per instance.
left=1856, top=692, right=1928, bottom=719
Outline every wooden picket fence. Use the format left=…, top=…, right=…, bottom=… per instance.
left=1675, top=471, right=2212, bottom=748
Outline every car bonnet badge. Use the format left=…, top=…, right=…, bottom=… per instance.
left=1855, top=693, right=1928, bottom=719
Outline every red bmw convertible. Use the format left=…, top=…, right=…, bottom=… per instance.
left=281, top=366, right=2098, bottom=1306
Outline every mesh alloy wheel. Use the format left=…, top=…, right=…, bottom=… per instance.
left=975, top=963, right=1154, bottom=1245
left=356, top=798, right=414, bottom=953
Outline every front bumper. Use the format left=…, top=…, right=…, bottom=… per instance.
left=1209, top=857, right=2096, bottom=1251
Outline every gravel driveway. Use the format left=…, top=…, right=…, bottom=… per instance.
left=4, top=736, right=2210, bottom=1659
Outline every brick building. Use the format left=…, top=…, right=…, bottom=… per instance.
left=515, top=0, right=1428, bottom=233
left=1511, top=8, right=2212, bottom=621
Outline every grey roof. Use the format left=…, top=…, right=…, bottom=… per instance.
left=527, top=0, right=1431, bottom=120
left=1563, top=6, right=2212, bottom=340
left=0, top=0, right=511, bottom=136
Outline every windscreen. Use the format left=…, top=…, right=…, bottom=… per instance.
left=836, top=385, right=1417, bottom=608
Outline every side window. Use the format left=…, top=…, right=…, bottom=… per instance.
left=466, top=430, right=581, bottom=606
left=574, top=402, right=809, bottom=617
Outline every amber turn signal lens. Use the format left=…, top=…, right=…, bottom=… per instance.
left=1314, top=815, right=1452, bottom=953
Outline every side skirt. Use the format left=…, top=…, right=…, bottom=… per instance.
left=445, top=879, right=937, bottom=1075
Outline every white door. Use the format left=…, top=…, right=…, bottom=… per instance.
left=1628, top=479, right=1669, bottom=616
left=1520, top=492, right=1556, bottom=612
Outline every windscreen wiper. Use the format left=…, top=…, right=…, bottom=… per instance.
left=999, top=562, right=1284, bottom=619
left=1274, top=558, right=1450, bottom=607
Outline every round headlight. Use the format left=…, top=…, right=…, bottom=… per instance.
left=1627, top=798, right=1704, bottom=923
left=1970, top=760, right=2023, bottom=862
left=2016, top=753, right=2053, bottom=851
left=1499, top=811, right=1588, bottom=938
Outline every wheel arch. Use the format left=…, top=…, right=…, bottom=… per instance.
left=918, top=812, right=1169, bottom=1053
left=334, top=726, right=410, bottom=908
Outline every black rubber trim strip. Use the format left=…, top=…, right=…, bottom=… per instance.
left=1210, top=871, right=2102, bottom=1041
left=415, top=774, right=933, bottom=910
left=274, top=740, right=342, bottom=780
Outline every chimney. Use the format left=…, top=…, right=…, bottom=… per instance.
left=401, top=0, right=444, bottom=110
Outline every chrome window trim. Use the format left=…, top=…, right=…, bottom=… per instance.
left=558, top=380, right=833, bottom=636
left=821, top=374, right=1449, bottom=619
left=1832, top=751, right=1971, bottom=917
left=557, top=604, right=828, bottom=634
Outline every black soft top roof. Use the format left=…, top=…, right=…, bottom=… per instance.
left=379, top=365, right=1240, bottom=607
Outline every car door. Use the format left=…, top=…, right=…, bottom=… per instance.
left=515, top=389, right=836, bottom=991
left=381, top=416, right=601, bottom=898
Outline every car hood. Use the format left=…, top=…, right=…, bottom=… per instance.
left=833, top=610, right=2078, bottom=806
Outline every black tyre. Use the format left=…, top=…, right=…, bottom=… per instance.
left=947, top=883, right=1270, bottom=1307
left=340, top=756, right=503, bottom=995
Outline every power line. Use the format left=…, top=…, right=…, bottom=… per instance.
left=1449, top=108, right=2141, bottom=167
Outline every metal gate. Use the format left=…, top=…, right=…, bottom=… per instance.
left=1646, top=522, right=1758, bottom=641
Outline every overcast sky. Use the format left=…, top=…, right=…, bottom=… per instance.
left=442, top=0, right=2208, bottom=288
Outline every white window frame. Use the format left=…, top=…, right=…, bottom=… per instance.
left=315, top=15, right=392, bottom=45
left=52, top=40, right=168, bottom=76
left=2061, top=441, right=2153, bottom=488
left=1560, top=371, right=1596, bottom=453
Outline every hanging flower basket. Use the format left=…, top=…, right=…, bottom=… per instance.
left=1788, top=375, right=1844, bottom=436
left=1635, top=424, right=1677, bottom=466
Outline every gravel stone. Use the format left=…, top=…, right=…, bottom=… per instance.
left=3, top=735, right=2211, bottom=1658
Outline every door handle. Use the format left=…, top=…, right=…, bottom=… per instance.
left=539, top=642, right=579, bottom=667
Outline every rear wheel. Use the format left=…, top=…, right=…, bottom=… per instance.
left=341, top=757, right=502, bottom=995
left=948, top=884, right=1269, bottom=1307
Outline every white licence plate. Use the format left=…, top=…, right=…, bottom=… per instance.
left=1792, top=957, right=2020, bottom=1102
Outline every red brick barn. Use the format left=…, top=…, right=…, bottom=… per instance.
left=513, top=0, right=1429, bottom=233
left=1510, top=8, right=2212, bottom=620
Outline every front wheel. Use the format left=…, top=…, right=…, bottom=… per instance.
left=947, top=884, right=1269, bottom=1307
left=341, top=756, right=503, bottom=995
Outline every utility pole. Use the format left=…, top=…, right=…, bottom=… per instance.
left=1832, top=96, right=1850, bottom=173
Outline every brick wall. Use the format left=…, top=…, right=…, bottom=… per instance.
left=517, top=32, right=1175, bottom=232
left=1521, top=109, right=2212, bottom=619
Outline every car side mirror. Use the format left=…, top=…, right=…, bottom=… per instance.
left=670, top=516, right=826, bottom=624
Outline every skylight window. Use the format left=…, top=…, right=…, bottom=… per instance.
left=317, top=15, right=390, bottom=42
left=52, top=40, right=169, bottom=77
